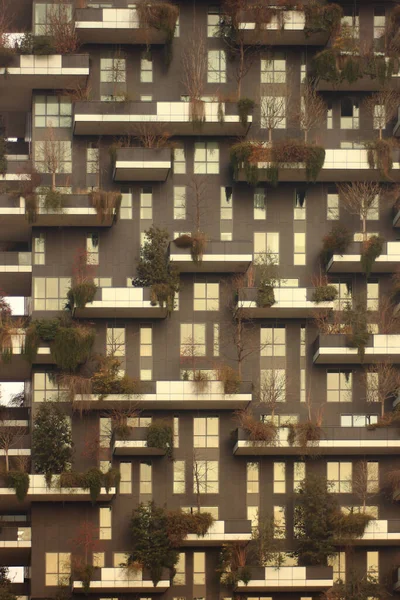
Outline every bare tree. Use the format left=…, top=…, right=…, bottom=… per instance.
left=337, top=182, right=382, bottom=241
left=260, top=83, right=289, bottom=144
left=363, top=88, right=400, bottom=139
left=180, top=335, right=209, bottom=390
left=134, top=123, right=172, bottom=148
left=0, top=420, right=26, bottom=472
left=192, top=449, right=217, bottom=512
left=38, top=126, right=68, bottom=191
left=256, top=369, right=287, bottom=418
left=296, top=83, right=327, bottom=143
left=364, top=362, right=400, bottom=418
left=351, top=460, right=379, bottom=513
left=181, top=31, right=208, bottom=121
left=189, top=175, right=208, bottom=234
left=47, top=0, right=79, bottom=54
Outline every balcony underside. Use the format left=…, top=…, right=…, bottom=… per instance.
left=73, top=581, right=169, bottom=593
left=316, top=77, right=400, bottom=92
left=313, top=349, right=400, bottom=364
left=327, top=257, right=399, bottom=274
left=237, top=305, right=331, bottom=319
left=236, top=167, right=400, bottom=183
left=112, top=441, right=166, bottom=456
left=236, top=583, right=333, bottom=592
left=169, top=254, right=252, bottom=273
left=0, top=490, right=115, bottom=510
left=242, top=29, right=329, bottom=45
left=74, top=306, right=168, bottom=319
left=0, top=545, right=30, bottom=566
left=73, top=394, right=251, bottom=410
left=0, top=75, right=88, bottom=112
left=0, top=356, right=31, bottom=381
left=76, top=27, right=167, bottom=45
left=113, top=163, right=171, bottom=182
left=233, top=440, right=400, bottom=456
left=0, top=272, right=31, bottom=297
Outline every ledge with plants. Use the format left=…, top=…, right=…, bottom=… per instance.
left=365, top=139, right=399, bottom=181
left=58, top=467, right=120, bottom=503
left=113, top=420, right=173, bottom=457
left=230, top=139, right=325, bottom=186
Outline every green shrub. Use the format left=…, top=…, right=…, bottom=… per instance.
left=52, top=325, right=95, bottom=372
left=257, top=286, right=275, bottom=307
left=361, top=235, right=384, bottom=278
left=59, top=467, right=120, bottom=501
left=6, top=471, right=30, bottom=502
left=0, top=45, right=15, bottom=68
left=67, top=281, right=98, bottom=309
left=304, top=2, right=342, bottom=37
left=312, top=285, right=338, bottom=303
left=146, top=422, right=173, bottom=457
left=343, top=299, right=370, bottom=361
left=334, top=511, right=374, bottom=541
left=320, top=224, right=352, bottom=266
left=173, top=234, right=193, bottom=248
left=91, top=355, right=143, bottom=398
left=366, top=138, right=395, bottom=179
left=32, top=35, right=56, bottom=55
left=217, top=365, right=241, bottom=394
left=43, top=189, right=63, bottom=213
left=237, top=98, right=255, bottom=128
left=190, top=231, right=207, bottom=264
left=89, top=189, right=122, bottom=223
left=166, top=510, right=214, bottom=547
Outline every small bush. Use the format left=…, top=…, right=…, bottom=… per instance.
left=89, top=189, right=122, bottom=223
left=67, top=281, right=98, bottom=309
left=52, top=324, right=95, bottom=372
left=257, top=286, right=275, bottom=307
left=192, top=370, right=210, bottom=392
left=236, top=409, right=277, bottom=443
left=320, top=224, right=352, bottom=266
left=27, top=35, right=57, bottom=55
left=146, top=422, right=173, bottom=457
left=6, top=471, right=30, bottom=502
left=335, top=511, right=374, bottom=541
left=361, top=235, right=384, bottom=278
left=190, top=231, right=207, bottom=264
left=166, top=510, right=214, bottom=547
left=59, top=467, right=119, bottom=502
left=237, top=98, right=255, bottom=128
left=173, top=234, right=193, bottom=248
left=0, top=45, right=15, bottom=68
left=366, top=138, right=395, bottom=179
left=217, top=365, right=241, bottom=394
left=288, top=421, right=322, bottom=451
left=43, top=189, right=63, bottom=213
left=312, top=285, right=338, bottom=303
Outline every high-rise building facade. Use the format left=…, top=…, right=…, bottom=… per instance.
left=0, top=0, right=400, bottom=598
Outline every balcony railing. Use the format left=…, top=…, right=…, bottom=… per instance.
left=73, top=287, right=168, bottom=319
left=73, top=566, right=170, bottom=593
left=327, top=240, right=400, bottom=273
left=113, top=147, right=172, bottom=182
left=237, top=287, right=334, bottom=318
left=233, top=426, right=400, bottom=456
left=169, top=240, right=253, bottom=273
left=236, top=566, right=334, bottom=591
left=113, top=427, right=166, bottom=456
left=313, top=333, right=400, bottom=364
left=353, top=519, right=400, bottom=543
left=73, top=101, right=252, bottom=136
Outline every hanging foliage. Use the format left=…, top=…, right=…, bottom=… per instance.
left=360, top=235, right=385, bottom=278
left=320, top=224, right=352, bottom=266
left=5, top=471, right=30, bottom=502
left=365, top=138, right=396, bottom=180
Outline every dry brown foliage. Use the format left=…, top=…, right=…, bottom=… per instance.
left=235, top=409, right=277, bottom=443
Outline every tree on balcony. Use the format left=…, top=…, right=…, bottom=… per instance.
left=363, top=89, right=400, bottom=141
left=338, top=182, right=381, bottom=243
left=324, top=569, right=388, bottom=600
left=47, top=0, right=79, bottom=54
left=181, top=31, right=207, bottom=125
left=364, top=362, right=400, bottom=419
left=295, top=82, right=327, bottom=143
left=0, top=418, right=26, bottom=472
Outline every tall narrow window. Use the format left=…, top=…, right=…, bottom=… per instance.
left=173, top=146, right=186, bottom=174
left=173, top=417, right=179, bottom=448
left=173, top=186, right=186, bottom=220
left=193, top=460, right=219, bottom=493
left=327, top=192, right=339, bottom=220
left=174, top=553, right=186, bottom=585
left=120, top=193, right=132, bottom=219
left=254, top=187, right=266, bottom=220
left=99, top=507, right=112, bottom=540
left=207, top=50, right=226, bottom=83
left=367, top=280, right=379, bottom=311
left=173, top=460, right=185, bottom=493
left=140, top=462, right=152, bottom=494
left=140, top=52, right=153, bottom=82
left=207, top=6, right=220, bottom=37
left=140, top=325, right=152, bottom=380
left=367, top=551, right=379, bottom=578
left=261, top=52, right=286, bottom=83
left=213, top=323, right=219, bottom=356
left=120, top=463, right=132, bottom=494
left=193, top=552, right=206, bottom=584
left=294, top=232, right=306, bottom=265
left=273, top=505, right=286, bottom=539
left=106, top=326, right=125, bottom=357
left=34, top=234, right=46, bottom=265
left=247, top=463, right=259, bottom=493
left=140, top=187, right=152, bottom=220
left=294, top=461, right=305, bottom=491
left=86, top=145, right=99, bottom=175
left=327, top=101, right=333, bottom=129
left=373, top=7, right=385, bottom=50
left=86, top=233, right=99, bottom=265
left=300, top=368, right=306, bottom=403
left=340, top=97, right=359, bottom=129
left=273, top=462, right=286, bottom=493
left=294, top=189, right=306, bottom=220
left=329, top=552, right=346, bottom=583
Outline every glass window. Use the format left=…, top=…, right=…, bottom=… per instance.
left=254, top=232, right=279, bottom=263
left=174, top=147, right=186, bottom=174
left=45, top=553, right=71, bottom=586
left=220, top=186, right=233, bottom=221
left=34, top=2, right=72, bottom=34
left=87, top=145, right=99, bottom=175
left=174, top=553, right=186, bottom=585
left=174, top=187, right=186, bottom=220
left=194, top=417, right=219, bottom=448
left=327, top=193, right=339, bottom=220
left=340, top=98, right=359, bottom=129
left=140, top=187, right=152, bottom=220
left=261, top=326, right=286, bottom=357
left=194, top=283, right=219, bottom=311
left=207, top=5, right=220, bottom=37
left=366, top=195, right=379, bottom=220
left=327, top=461, right=352, bottom=493
left=329, top=552, right=346, bottom=583
left=294, top=232, right=306, bottom=265
left=247, top=462, right=259, bottom=494
left=294, top=189, right=306, bottom=220
left=174, top=417, right=179, bottom=448
left=260, top=369, right=286, bottom=403
left=140, top=325, right=152, bottom=381
left=34, top=233, right=46, bottom=265
left=300, top=369, right=306, bottom=403
left=367, top=462, right=379, bottom=493
left=100, top=57, right=126, bottom=83
left=261, top=95, right=286, bottom=129
left=120, top=463, right=131, bottom=494
left=367, top=280, right=379, bottom=311
left=140, top=462, right=152, bottom=494
left=34, top=140, right=72, bottom=173
left=120, top=193, right=132, bottom=219
left=140, top=52, right=153, bottom=83
left=273, top=505, right=286, bottom=539
left=367, top=550, right=379, bottom=577
left=93, top=552, right=104, bottom=567
left=327, top=371, right=352, bottom=403
left=33, top=277, right=70, bottom=311
left=213, top=323, right=219, bottom=357
left=173, top=460, right=185, bottom=493
left=34, top=95, right=72, bottom=128
left=294, top=461, right=305, bottom=491
left=254, top=187, right=266, bottom=220
left=99, top=507, right=111, bottom=540
left=180, top=323, right=206, bottom=356
left=194, top=142, right=219, bottom=174
left=193, top=460, right=219, bottom=493
left=207, top=50, right=226, bottom=83
left=273, top=462, right=286, bottom=494
left=86, top=233, right=99, bottom=265
left=193, top=552, right=205, bottom=585
left=327, top=101, right=333, bottom=129
left=261, top=52, right=286, bottom=83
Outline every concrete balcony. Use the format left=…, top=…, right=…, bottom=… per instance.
left=327, top=241, right=400, bottom=274
left=313, top=333, right=400, bottom=364
left=113, top=148, right=172, bottom=182
left=316, top=73, right=400, bottom=93
left=182, top=520, right=252, bottom=546
left=237, top=287, right=334, bottom=318
left=113, top=427, right=166, bottom=456
left=351, top=520, right=400, bottom=545
left=73, top=566, right=170, bottom=593
left=0, top=252, right=31, bottom=296
left=75, top=380, right=252, bottom=410
left=0, top=527, right=31, bottom=565
left=169, top=241, right=253, bottom=273
left=233, top=426, right=400, bottom=456
left=238, top=10, right=330, bottom=46
left=75, top=7, right=171, bottom=44
left=73, top=287, right=168, bottom=319
left=0, top=54, right=89, bottom=111
left=73, top=101, right=252, bottom=136
left=34, top=194, right=116, bottom=227
left=0, top=474, right=116, bottom=509
left=235, top=149, right=400, bottom=183
left=236, top=566, right=333, bottom=592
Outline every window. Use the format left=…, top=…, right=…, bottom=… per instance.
left=247, top=462, right=259, bottom=494
left=34, top=140, right=72, bottom=173
left=327, top=101, right=333, bottom=129
left=34, top=234, right=45, bottom=265
left=340, top=98, right=359, bottom=129
left=327, top=193, right=339, bottom=220
left=194, top=283, right=219, bottom=311
left=327, top=371, right=352, bottom=403
left=341, top=414, right=378, bottom=427
left=367, top=551, right=379, bottom=578
left=127, top=417, right=152, bottom=428
left=332, top=281, right=352, bottom=311
left=254, top=188, right=266, bottom=219
left=366, top=195, right=379, bottom=220
left=273, top=505, right=286, bottom=539
left=173, top=460, right=185, bottom=493
left=34, top=95, right=72, bottom=128
left=208, top=50, right=226, bottom=83
left=193, top=552, right=205, bottom=585
left=213, top=324, right=219, bottom=357
left=34, top=2, right=72, bottom=34
left=33, top=373, right=65, bottom=403
left=120, top=193, right=132, bottom=219
left=86, top=233, right=99, bottom=265
left=45, top=553, right=71, bottom=586
left=106, top=326, right=125, bottom=357
left=341, top=7, right=359, bottom=39
left=373, top=7, right=385, bottom=50
left=174, top=553, right=186, bottom=585
left=329, top=552, right=346, bottom=583
left=327, top=462, right=352, bottom=493
left=254, top=232, right=279, bottom=264
left=207, top=6, right=220, bottom=37
left=294, top=232, right=306, bottom=265
left=140, top=462, right=152, bottom=494
left=300, top=369, right=306, bottom=403
left=99, top=507, right=111, bottom=540
left=140, top=187, right=152, bottom=220
left=140, top=52, right=153, bottom=82
left=294, top=461, right=305, bottom=491
left=261, top=96, right=286, bottom=129
left=274, top=462, right=286, bottom=494
left=174, top=416, right=179, bottom=448
left=180, top=324, right=206, bottom=356
left=194, top=417, right=219, bottom=448
left=260, top=369, right=286, bottom=403
left=366, top=462, right=379, bottom=493
left=120, top=463, right=131, bottom=494
left=220, top=186, right=233, bottom=221
left=140, top=325, right=152, bottom=380
left=373, top=103, right=385, bottom=130
left=93, top=552, right=104, bottom=567
left=367, top=281, right=379, bottom=311
left=174, top=147, right=186, bottom=174
left=100, top=57, right=126, bottom=83
left=173, top=187, right=186, bottom=220
left=87, top=145, right=99, bottom=175
left=261, top=52, right=286, bottom=83
left=300, top=326, right=306, bottom=357
left=99, top=418, right=111, bottom=448
left=194, top=142, right=219, bottom=174
left=261, top=327, right=286, bottom=357
left=33, top=277, right=71, bottom=310
left=193, top=460, right=219, bottom=493
left=294, top=189, right=306, bottom=220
